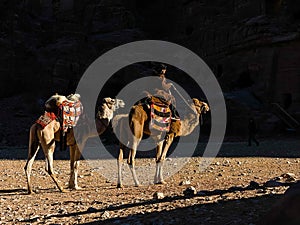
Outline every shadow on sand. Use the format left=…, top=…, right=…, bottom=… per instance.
left=16, top=182, right=296, bottom=225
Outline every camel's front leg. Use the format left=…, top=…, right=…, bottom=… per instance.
left=128, top=140, right=140, bottom=187
left=69, top=144, right=82, bottom=190
left=117, top=144, right=125, bottom=188
left=156, top=133, right=175, bottom=184
left=154, top=141, right=164, bottom=184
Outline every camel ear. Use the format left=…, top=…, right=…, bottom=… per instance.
left=103, top=97, right=110, bottom=103
left=192, top=98, right=199, bottom=105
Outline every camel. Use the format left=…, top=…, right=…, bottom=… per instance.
left=113, top=97, right=209, bottom=188
left=24, top=94, right=125, bottom=194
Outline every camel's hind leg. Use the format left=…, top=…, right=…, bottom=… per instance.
left=68, top=144, right=82, bottom=190
left=128, top=138, right=140, bottom=187
left=154, top=141, right=164, bottom=184
left=155, top=133, right=175, bottom=184
left=24, top=130, right=40, bottom=194
left=117, top=143, right=125, bottom=188
left=40, top=139, right=65, bottom=192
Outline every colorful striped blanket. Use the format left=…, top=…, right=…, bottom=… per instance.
left=60, top=100, right=83, bottom=132
left=150, top=98, right=171, bottom=132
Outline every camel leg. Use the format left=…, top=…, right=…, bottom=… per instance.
left=156, top=133, right=175, bottom=184
left=154, top=141, right=164, bottom=184
left=40, top=140, right=65, bottom=192
left=69, top=144, right=83, bottom=190
left=128, top=139, right=140, bottom=187
left=24, top=140, right=40, bottom=194
left=117, top=143, right=125, bottom=188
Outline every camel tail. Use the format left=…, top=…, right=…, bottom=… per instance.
left=28, top=124, right=40, bottom=158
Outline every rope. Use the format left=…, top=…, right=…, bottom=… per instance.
left=170, top=84, right=195, bottom=111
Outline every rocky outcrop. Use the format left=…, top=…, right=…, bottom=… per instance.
left=259, top=181, right=300, bottom=225
left=0, top=0, right=143, bottom=97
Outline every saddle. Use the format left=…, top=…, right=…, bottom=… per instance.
left=41, top=94, right=83, bottom=132
left=149, top=96, right=172, bottom=132
left=59, top=99, right=82, bottom=132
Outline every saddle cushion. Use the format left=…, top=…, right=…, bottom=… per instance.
left=150, top=97, right=171, bottom=132
left=60, top=100, right=83, bottom=132
left=36, top=112, right=57, bottom=128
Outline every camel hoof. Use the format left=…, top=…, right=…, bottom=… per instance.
left=68, top=185, right=82, bottom=190
left=27, top=190, right=34, bottom=195
left=59, top=187, right=67, bottom=193
left=155, top=180, right=166, bottom=185
left=74, top=186, right=82, bottom=190
left=117, top=184, right=123, bottom=188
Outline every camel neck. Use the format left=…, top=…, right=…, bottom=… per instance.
left=180, top=111, right=199, bottom=136
left=95, top=117, right=110, bottom=135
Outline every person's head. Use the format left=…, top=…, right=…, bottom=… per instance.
left=153, top=64, right=167, bottom=76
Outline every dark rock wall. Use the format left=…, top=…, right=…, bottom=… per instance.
left=1, top=0, right=300, bottom=138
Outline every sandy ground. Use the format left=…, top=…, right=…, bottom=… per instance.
left=0, top=140, right=299, bottom=225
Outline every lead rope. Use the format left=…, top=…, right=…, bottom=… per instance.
left=170, top=84, right=195, bottom=112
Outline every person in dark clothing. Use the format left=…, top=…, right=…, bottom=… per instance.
left=248, top=117, right=259, bottom=146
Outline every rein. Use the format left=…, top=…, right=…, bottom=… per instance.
left=170, top=84, right=195, bottom=112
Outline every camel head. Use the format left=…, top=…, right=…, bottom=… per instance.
left=45, top=93, right=67, bottom=106
left=97, top=97, right=125, bottom=120
left=114, top=98, right=126, bottom=110
left=44, top=93, right=68, bottom=113
left=192, top=98, right=210, bottom=115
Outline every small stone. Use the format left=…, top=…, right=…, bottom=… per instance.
left=281, top=173, right=297, bottom=182
left=153, top=192, right=165, bottom=200
left=183, top=186, right=197, bottom=196
left=101, top=211, right=110, bottom=219
left=248, top=181, right=260, bottom=189
left=264, top=180, right=282, bottom=187
left=87, top=207, right=97, bottom=213
left=205, top=197, right=213, bottom=201
left=58, top=208, right=67, bottom=214
left=179, top=180, right=191, bottom=185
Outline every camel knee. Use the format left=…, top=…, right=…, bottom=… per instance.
left=127, top=158, right=135, bottom=166
left=156, top=158, right=166, bottom=163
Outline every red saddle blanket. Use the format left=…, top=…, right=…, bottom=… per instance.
left=60, top=100, right=83, bottom=132
left=36, top=112, right=57, bottom=128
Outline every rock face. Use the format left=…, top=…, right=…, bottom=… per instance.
left=259, top=181, right=300, bottom=225
left=0, top=0, right=300, bottom=142
left=124, top=0, right=300, bottom=135
left=0, top=0, right=142, bottom=98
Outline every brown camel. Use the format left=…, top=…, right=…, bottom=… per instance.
left=24, top=94, right=125, bottom=194
left=113, top=97, right=209, bottom=188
